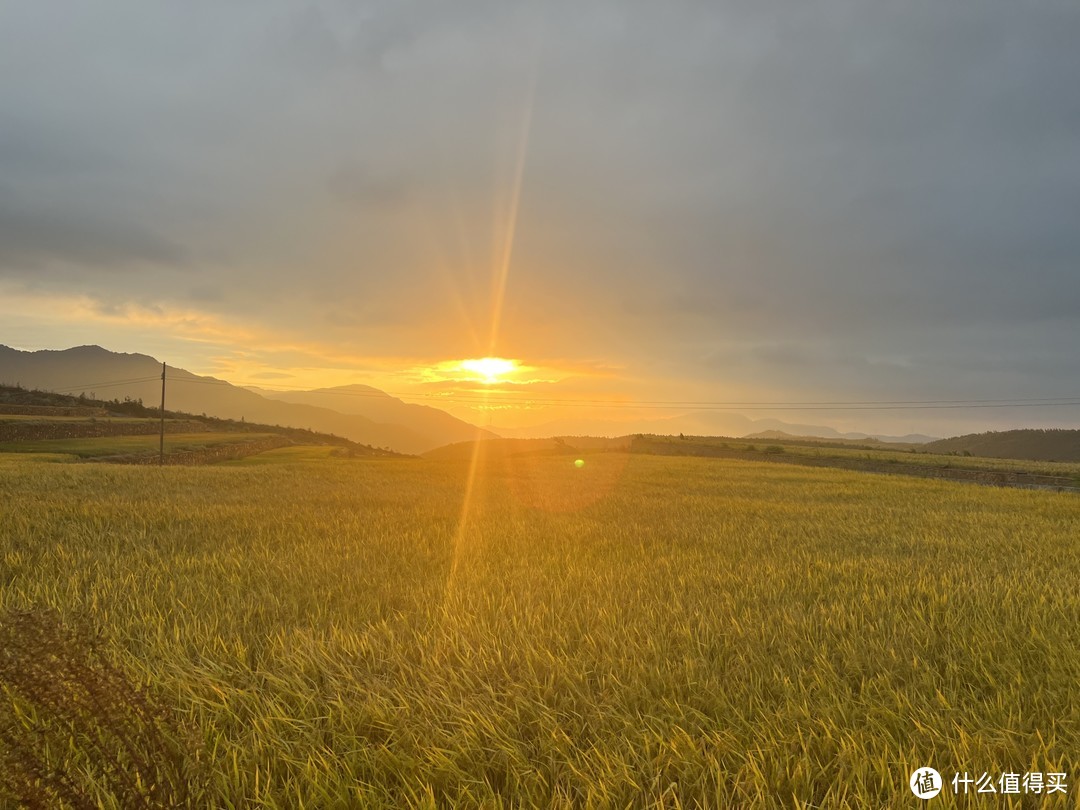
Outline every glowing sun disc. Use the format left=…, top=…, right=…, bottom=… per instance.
left=461, top=357, right=517, bottom=383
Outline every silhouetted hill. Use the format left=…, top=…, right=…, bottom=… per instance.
left=0, top=383, right=400, bottom=455
left=0, top=345, right=482, bottom=454
left=248, top=384, right=496, bottom=449
left=924, top=429, right=1080, bottom=462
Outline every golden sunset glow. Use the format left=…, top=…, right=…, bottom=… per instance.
left=1, top=6, right=1077, bottom=806
left=459, top=357, right=519, bottom=384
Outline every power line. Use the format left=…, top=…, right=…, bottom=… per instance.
left=168, top=376, right=1080, bottom=406
left=34, top=372, right=1080, bottom=413
left=50, top=376, right=162, bottom=394
left=159, top=362, right=166, bottom=466
left=162, top=376, right=1080, bottom=412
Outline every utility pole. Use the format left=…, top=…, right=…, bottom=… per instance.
left=159, top=361, right=166, bottom=466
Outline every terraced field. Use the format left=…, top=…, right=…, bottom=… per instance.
left=0, top=431, right=281, bottom=461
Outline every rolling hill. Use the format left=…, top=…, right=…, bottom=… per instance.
left=924, top=429, right=1080, bottom=462
left=248, top=384, right=490, bottom=450
left=0, top=345, right=491, bottom=454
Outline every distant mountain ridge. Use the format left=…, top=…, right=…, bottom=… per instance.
left=247, top=384, right=489, bottom=449
left=494, top=414, right=936, bottom=444
left=0, top=344, right=492, bottom=454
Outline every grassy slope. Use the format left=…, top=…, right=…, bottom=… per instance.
left=636, top=434, right=1080, bottom=480
left=0, top=415, right=151, bottom=423
left=925, top=429, right=1080, bottom=463
left=0, top=453, right=1077, bottom=807
left=223, top=445, right=343, bottom=465
left=0, top=432, right=277, bottom=459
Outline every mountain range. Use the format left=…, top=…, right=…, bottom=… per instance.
left=493, top=414, right=936, bottom=444
left=0, top=345, right=492, bottom=454
left=0, top=344, right=939, bottom=451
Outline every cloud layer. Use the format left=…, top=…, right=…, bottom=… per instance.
left=1, top=0, right=1078, bottom=431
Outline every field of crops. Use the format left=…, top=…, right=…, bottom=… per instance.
left=1, top=450, right=1078, bottom=807
left=642, top=435, right=1080, bottom=479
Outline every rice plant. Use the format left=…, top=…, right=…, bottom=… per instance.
left=0, top=451, right=1077, bottom=807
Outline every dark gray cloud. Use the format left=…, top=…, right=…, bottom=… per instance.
left=0, top=0, right=1077, bottom=428
left=0, top=195, right=188, bottom=270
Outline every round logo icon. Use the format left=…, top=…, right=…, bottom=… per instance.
left=910, top=768, right=943, bottom=799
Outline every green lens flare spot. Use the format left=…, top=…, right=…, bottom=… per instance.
left=574, top=459, right=585, bottom=468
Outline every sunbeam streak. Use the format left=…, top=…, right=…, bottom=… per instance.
left=487, top=58, right=538, bottom=357
left=447, top=34, right=542, bottom=604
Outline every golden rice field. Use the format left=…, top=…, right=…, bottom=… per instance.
left=0, top=448, right=1078, bottom=807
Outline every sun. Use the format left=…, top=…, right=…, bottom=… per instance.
left=460, top=357, right=518, bottom=384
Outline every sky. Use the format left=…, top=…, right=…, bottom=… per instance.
left=1, top=1, right=1078, bottom=437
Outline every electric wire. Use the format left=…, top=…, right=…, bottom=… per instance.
left=36, top=373, right=1080, bottom=413
left=162, top=376, right=1080, bottom=412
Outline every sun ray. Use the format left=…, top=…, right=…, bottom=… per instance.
left=444, top=424, right=487, bottom=599
left=446, top=28, right=543, bottom=609
left=444, top=45, right=540, bottom=604
left=487, top=53, right=539, bottom=357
